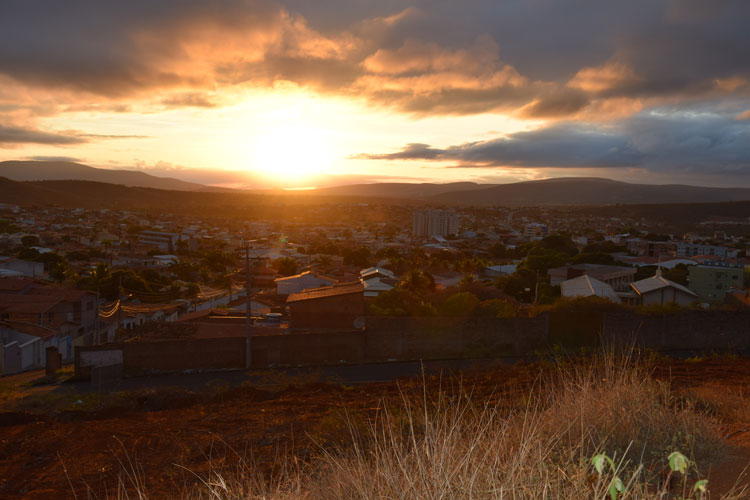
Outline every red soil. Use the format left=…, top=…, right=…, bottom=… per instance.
left=0, top=359, right=749, bottom=499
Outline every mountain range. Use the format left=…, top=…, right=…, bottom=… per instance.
left=0, top=161, right=217, bottom=192
left=310, top=177, right=750, bottom=206
left=2, top=160, right=750, bottom=207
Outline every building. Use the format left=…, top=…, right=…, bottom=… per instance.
left=676, top=243, right=730, bottom=259
left=688, top=264, right=743, bottom=302
left=523, top=223, right=549, bottom=239
left=275, top=271, right=335, bottom=295
left=548, top=264, right=636, bottom=291
left=0, top=257, right=44, bottom=278
left=626, top=239, right=675, bottom=258
left=361, top=277, right=394, bottom=297
left=560, top=275, right=621, bottom=303
left=412, top=210, right=459, bottom=238
left=628, top=269, right=697, bottom=306
left=0, top=278, right=97, bottom=373
left=359, top=266, right=396, bottom=298
left=138, top=230, right=181, bottom=252
left=287, top=282, right=365, bottom=329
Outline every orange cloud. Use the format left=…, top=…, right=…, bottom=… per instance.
left=568, top=60, right=640, bottom=93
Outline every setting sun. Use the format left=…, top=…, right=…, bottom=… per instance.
left=248, top=121, right=334, bottom=185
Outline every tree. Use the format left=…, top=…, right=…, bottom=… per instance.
left=495, top=269, right=537, bottom=302
left=399, top=270, right=436, bottom=297
left=273, top=257, right=298, bottom=277
left=439, top=292, right=480, bottom=316
left=48, top=261, right=72, bottom=284
left=21, top=235, right=40, bottom=247
left=488, top=243, right=507, bottom=258
left=343, top=247, right=371, bottom=268
left=16, top=247, right=39, bottom=260
left=476, top=299, right=516, bottom=318
left=572, top=252, right=617, bottom=265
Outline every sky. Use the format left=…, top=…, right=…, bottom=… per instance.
left=0, top=0, right=749, bottom=189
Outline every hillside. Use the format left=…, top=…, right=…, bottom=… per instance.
left=0, top=160, right=211, bottom=192
left=432, top=177, right=750, bottom=206
left=308, top=181, right=487, bottom=198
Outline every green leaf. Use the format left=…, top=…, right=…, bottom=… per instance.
left=693, top=479, right=708, bottom=493
left=608, top=477, right=625, bottom=500
left=592, top=454, right=608, bottom=474
left=668, top=451, right=690, bottom=474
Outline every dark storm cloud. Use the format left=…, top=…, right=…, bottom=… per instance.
left=357, top=111, right=750, bottom=174
left=356, top=124, right=644, bottom=168
left=1, top=0, right=748, bottom=116
left=0, top=125, right=86, bottom=145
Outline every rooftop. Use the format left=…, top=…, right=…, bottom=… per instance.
left=630, top=271, right=697, bottom=297
left=287, top=281, right=364, bottom=303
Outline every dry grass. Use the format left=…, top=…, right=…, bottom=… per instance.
left=112, top=354, right=743, bottom=500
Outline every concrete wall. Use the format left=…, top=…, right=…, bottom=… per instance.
left=73, top=311, right=750, bottom=378
left=602, top=311, right=750, bottom=351
left=76, top=337, right=245, bottom=377
left=75, top=316, right=550, bottom=377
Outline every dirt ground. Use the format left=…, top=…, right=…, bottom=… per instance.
left=1, top=358, right=749, bottom=499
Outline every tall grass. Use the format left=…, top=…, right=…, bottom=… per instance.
left=116, top=354, right=743, bottom=500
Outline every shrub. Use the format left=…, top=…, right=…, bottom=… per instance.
left=112, top=354, right=738, bottom=500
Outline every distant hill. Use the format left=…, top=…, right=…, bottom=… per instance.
left=431, top=177, right=750, bottom=206
left=0, top=160, right=213, bottom=192
left=307, top=178, right=750, bottom=206
left=310, top=182, right=488, bottom=199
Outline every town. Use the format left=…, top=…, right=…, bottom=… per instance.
left=2, top=198, right=748, bottom=378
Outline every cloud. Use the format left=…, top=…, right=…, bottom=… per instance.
left=160, top=93, right=218, bottom=108
left=357, top=124, right=644, bottom=168
left=26, top=155, right=82, bottom=162
left=0, top=0, right=748, bottom=119
left=0, top=125, right=86, bottom=146
left=78, top=133, right=150, bottom=140
left=357, top=110, right=750, bottom=174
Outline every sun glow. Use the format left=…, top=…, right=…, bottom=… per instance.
left=248, top=121, right=334, bottom=185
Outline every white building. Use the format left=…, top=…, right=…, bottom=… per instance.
left=675, top=243, right=730, bottom=259
left=412, top=210, right=459, bottom=238
left=560, top=275, right=621, bottom=303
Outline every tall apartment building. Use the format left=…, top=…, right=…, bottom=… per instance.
left=412, top=210, right=459, bottom=237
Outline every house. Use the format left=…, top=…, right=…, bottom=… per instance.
left=548, top=264, right=636, bottom=291
left=360, top=266, right=395, bottom=281
left=287, top=282, right=364, bottom=329
left=628, top=269, right=698, bottom=306
left=0, top=278, right=97, bottom=373
left=275, top=271, right=335, bottom=295
left=361, top=277, right=394, bottom=297
left=560, top=275, right=621, bottom=303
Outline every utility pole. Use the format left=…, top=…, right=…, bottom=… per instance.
left=244, top=242, right=252, bottom=369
